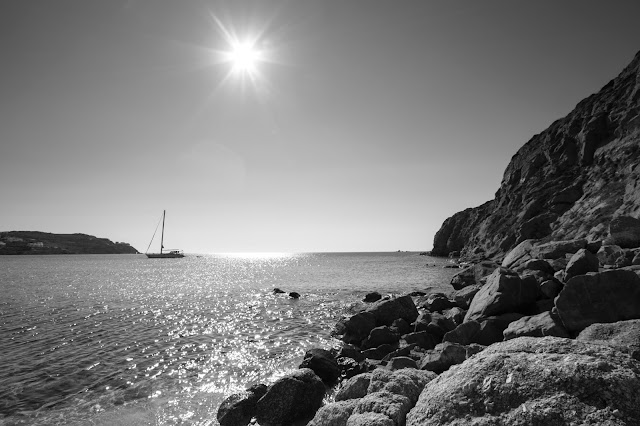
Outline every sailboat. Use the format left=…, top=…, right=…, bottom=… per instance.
left=145, top=210, right=185, bottom=258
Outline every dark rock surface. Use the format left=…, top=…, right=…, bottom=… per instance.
left=431, top=50, right=640, bottom=260
left=255, top=368, right=325, bottom=426
left=217, top=384, right=267, bottom=426
left=299, top=348, right=341, bottom=385
left=555, top=269, right=640, bottom=333
left=407, top=336, right=640, bottom=425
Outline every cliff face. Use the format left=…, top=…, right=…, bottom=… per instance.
left=0, top=231, right=139, bottom=255
left=432, top=50, right=640, bottom=259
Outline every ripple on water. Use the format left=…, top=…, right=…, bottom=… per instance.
left=0, top=252, right=457, bottom=424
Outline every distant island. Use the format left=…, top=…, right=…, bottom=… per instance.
left=0, top=231, right=139, bottom=255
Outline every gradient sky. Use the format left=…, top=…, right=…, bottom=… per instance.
left=2, top=1, right=640, bottom=253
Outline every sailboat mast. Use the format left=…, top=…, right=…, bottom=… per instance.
left=160, top=210, right=166, bottom=254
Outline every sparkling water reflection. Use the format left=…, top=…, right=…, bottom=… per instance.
left=0, top=253, right=457, bottom=425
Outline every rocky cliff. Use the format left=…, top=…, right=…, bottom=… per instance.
left=432, top=50, right=640, bottom=259
left=0, top=231, right=139, bottom=254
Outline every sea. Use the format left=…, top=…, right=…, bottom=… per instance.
left=0, top=252, right=458, bottom=425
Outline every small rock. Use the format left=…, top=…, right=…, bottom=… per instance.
left=363, top=292, right=382, bottom=303
left=289, top=291, right=300, bottom=299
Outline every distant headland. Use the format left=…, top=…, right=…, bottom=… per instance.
left=0, top=231, right=139, bottom=255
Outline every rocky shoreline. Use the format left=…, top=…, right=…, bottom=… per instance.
left=216, top=48, right=640, bottom=426
left=217, top=237, right=640, bottom=425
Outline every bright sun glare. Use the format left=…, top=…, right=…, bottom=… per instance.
left=229, top=41, right=260, bottom=74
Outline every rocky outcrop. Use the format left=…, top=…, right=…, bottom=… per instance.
left=406, top=336, right=640, bottom=425
left=432, top=50, right=640, bottom=259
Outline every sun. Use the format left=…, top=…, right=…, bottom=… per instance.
left=229, top=41, right=260, bottom=74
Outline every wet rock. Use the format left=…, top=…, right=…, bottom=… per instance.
left=362, top=326, right=400, bottom=349
left=337, top=345, right=365, bottom=363
left=564, top=248, right=600, bottom=280
left=451, top=284, right=481, bottom=309
left=255, top=368, right=325, bottom=426
left=503, top=311, right=570, bottom=340
left=555, top=269, right=640, bottom=333
left=217, top=384, right=267, bottom=426
left=464, top=267, right=539, bottom=322
left=339, top=311, right=377, bottom=345
left=337, top=356, right=366, bottom=380
left=299, top=348, right=341, bottom=385
left=272, top=288, right=285, bottom=294
left=368, top=295, right=419, bottom=327
left=308, top=399, right=358, bottom=426
left=289, top=292, right=300, bottom=299
left=418, top=342, right=468, bottom=374
left=363, top=292, right=382, bottom=303
left=577, top=319, right=640, bottom=360
left=408, top=336, right=640, bottom=426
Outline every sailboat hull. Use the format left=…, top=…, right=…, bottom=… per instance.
left=146, top=252, right=184, bottom=258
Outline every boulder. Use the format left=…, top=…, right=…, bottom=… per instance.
left=531, top=238, right=587, bottom=259
left=389, top=318, right=412, bottom=336
left=351, top=391, right=412, bottom=426
left=363, top=292, right=383, bottom=303
left=367, top=369, right=422, bottom=405
left=451, top=284, right=481, bottom=309
left=501, top=239, right=536, bottom=269
left=362, top=344, right=398, bottom=361
left=443, top=307, right=466, bottom=325
left=539, top=279, right=562, bottom=299
left=403, top=331, right=437, bottom=350
left=386, top=356, right=418, bottom=371
left=337, top=345, right=365, bottom=363
left=412, top=312, right=432, bottom=332
left=255, top=368, right=325, bottom=426
left=418, top=342, right=468, bottom=374
left=421, top=293, right=456, bottom=312
left=345, top=412, right=394, bottom=426
left=368, top=295, right=419, bottom=327
left=598, top=244, right=625, bottom=266
left=577, top=319, right=640, bottom=360
left=607, top=215, right=640, bottom=248
left=335, top=373, right=372, bottom=401
left=406, top=336, right=640, bottom=426
left=464, top=267, right=539, bottom=322
left=339, top=312, right=377, bottom=345
left=308, top=399, right=358, bottom=426
left=514, top=258, right=555, bottom=275
left=299, top=348, right=341, bottom=385
left=362, top=326, right=401, bottom=349
left=555, top=269, right=640, bottom=333
left=337, top=356, right=367, bottom=380
left=503, top=311, right=570, bottom=340
left=450, top=261, right=500, bottom=290
left=474, top=314, right=524, bottom=346
left=564, top=248, right=600, bottom=280
left=217, top=384, right=267, bottom=426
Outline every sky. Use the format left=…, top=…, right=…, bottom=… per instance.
left=2, top=0, right=640, bottom=253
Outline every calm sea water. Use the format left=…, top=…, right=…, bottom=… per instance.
left=0, top=252, right=457, bottom=425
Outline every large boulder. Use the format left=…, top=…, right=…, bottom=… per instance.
left=503, top=311, right=570, bottom=340
left=577, top=319, right=640, bottom=361
left=299, top=348, right=341, bottom=385
left=564, top=248, right=600, bottom=281
left=607, top=215, right=640, bottom=248
left=217, top=384, right=267, bottom=426
left=501, top=239, right=536, bottom=269
left=406, top=336, right=640, bottom=425
left=368, top=295, right=419, bottom=326
left=339, top=311, right=377, bottom=345
left=255, top=368, right=325, bottom=426
left=450, top=261, right=500, bottom=290
left=555, top=269, right=640, bottom=333
left=464, top=268, right=539, bottom=322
